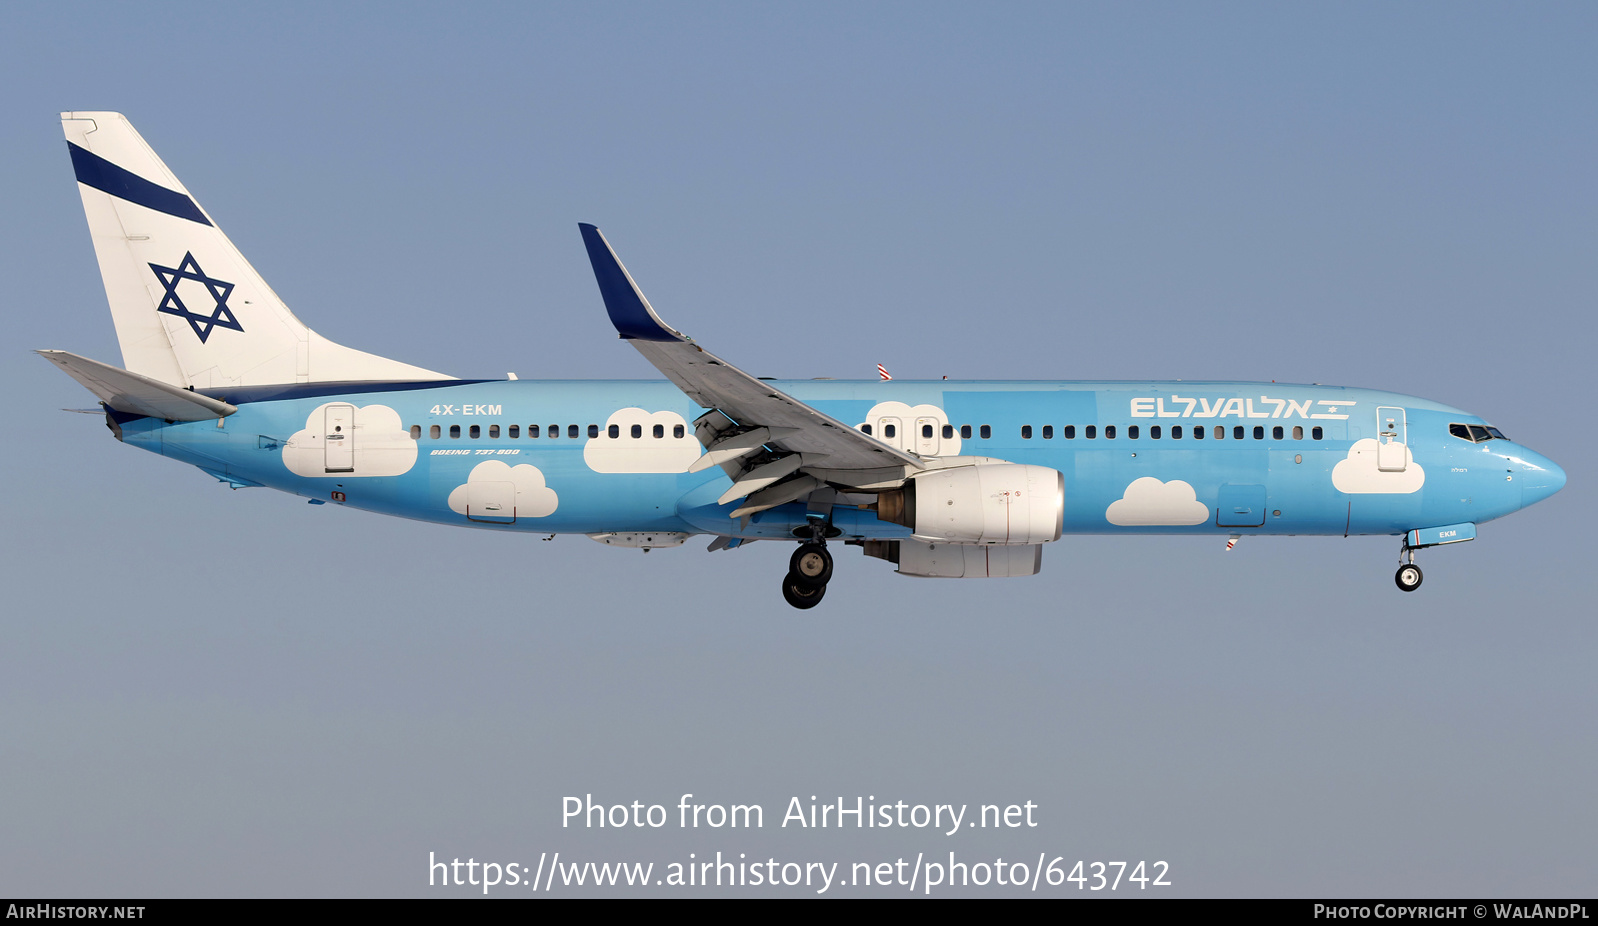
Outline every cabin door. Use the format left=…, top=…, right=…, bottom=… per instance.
left=1376, top=406, right=1407, bottom=472
left=324, top=403, right=355, bottom=473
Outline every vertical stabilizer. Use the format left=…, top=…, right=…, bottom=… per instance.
left=61, top=112, right=452, bottom=388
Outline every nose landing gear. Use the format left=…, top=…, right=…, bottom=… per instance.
left=782, top=530, right=834, bottom=610
left=1395, top=543, right=1423, bottom=592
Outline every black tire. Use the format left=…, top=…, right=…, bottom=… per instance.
left=1395, top=563, right=1423, bottom=592
left=782, top=573, right=827, bottom=609
left=789, top=543, right=833, bottom=588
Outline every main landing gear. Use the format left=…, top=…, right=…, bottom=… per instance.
left=782, top=534, right=834, bottom=610
left=1395, top=543, right=1423, bottom=592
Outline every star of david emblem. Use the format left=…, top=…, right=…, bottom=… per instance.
left=148, top=252, right=244, bottom=343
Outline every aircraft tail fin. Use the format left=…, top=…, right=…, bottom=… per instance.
left=59, top=112, right=453, bottom=388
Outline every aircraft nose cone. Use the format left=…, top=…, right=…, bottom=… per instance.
left=1519, top=451, right=1566, bottom=508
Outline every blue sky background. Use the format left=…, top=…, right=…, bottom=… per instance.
left=1, top=1, right=1593, bottom=897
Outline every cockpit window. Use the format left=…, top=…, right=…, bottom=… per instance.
left=1450, top=423, right=1509, bottom=444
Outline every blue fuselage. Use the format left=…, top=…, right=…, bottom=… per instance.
left=112, top=379, right=1564, bottom=541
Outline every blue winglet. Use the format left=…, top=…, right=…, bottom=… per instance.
left=579, top=223, right=681, bottom=342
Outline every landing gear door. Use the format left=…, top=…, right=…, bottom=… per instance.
left=1376, top=406, right=1407, bottom=472
left=915, top=417, right=941, bottom=456
left=324, top=403, right=355, bottom=473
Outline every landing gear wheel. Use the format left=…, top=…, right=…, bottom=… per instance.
left=789, top=543, right=833, bottom=588
left=1395, top=563, right=1423, bottom=592
left=782, top=574, right=826, bottom=609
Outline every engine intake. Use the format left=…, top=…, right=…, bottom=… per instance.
left=877, top=463, right=1064, bottom=545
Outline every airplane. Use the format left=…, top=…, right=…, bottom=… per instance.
left=41, top=112, right=1566, bottom=609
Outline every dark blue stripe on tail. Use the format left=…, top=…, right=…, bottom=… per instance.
left=67, top=142, right=212, bottom=226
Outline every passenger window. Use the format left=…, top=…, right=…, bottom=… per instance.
left=568, top=425, right=579, bottom=439
left=923, top=424, right=934, bottom=439
left=1214, top=426, right=1224, bottom=440
left=1292, top=426, right=1302, bottom=440
left=942, top=424, right=954, bottom=439
left=979, top=425, right=991, bottom=439
left=961, top=425, right=972, bottom=439
left=1086, top=425, right=1097, bottom=439
left=1150, top=426, right=1160, bottom=439
left=1063, top=425, right=1076, bottom=439
left=1272, top=426, right=1282, bottom=440
left=1192, top=425, right=1203, bottom=440
left=1312, top=426, right=1323, bottom=441
left=470, top=425, right=481, bottom=439
left=631, top=424, right=642, bottom=439
left=1172, top=425, right=1182, bottom=439
left=429, top=425, right=441, bottom=440
left=1234, top=426, right=1245, bottom=440
left=509, top=425, right=520, bottom=438
left=609, top=424, right=620, bottom=438
left=410, top=425, right=421, bottom=440
left=1042, top=425, right=1053, bottom=439
left=884, top=424, right=897, bottom=439
left=589, top=424, right=600, bottom=438
left=1021, top=425, right=1032, bottom=439
left=450, top=425, right=461, bottom=439
left=548, top=424, right=559, bottom=438
left=674, top=424, right=685, bottom=438
left=653, top=424, right=665, bottom=438
left=861, top=424, right=873, bottom=435
left=1253, top=426, right=1264, bottom=440
left=1105, top=425, right=1116, bottom=439
left=490, top=425, right=501, bottom=439
left=1127, top=425, right=1138, bottom=439
left=529, top=425, right=540, bottom=438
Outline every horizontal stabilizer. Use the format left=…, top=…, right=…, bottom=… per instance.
left=37, top=350, right=237, bottom=420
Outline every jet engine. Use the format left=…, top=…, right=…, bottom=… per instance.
left=877, top=463, right=1064, bottom=545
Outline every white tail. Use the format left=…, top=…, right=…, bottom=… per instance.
left=61, top=112, right=452, bottom=388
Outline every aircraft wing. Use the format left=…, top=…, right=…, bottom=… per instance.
left=579, top=224, right=925, bottom=485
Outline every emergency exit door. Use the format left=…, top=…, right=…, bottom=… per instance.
left=915, top=417, right=942, bottom=456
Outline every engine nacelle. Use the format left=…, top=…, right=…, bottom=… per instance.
left=877, top=463, right=1064, bottom=545
left=861, top=539, right=1043, bottom=578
